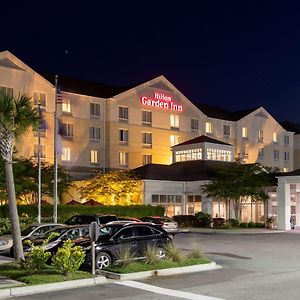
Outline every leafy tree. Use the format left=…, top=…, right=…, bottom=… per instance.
left=79, top=170, right=141, bottom=205
left=0, top=92, right=39, bottom=260
left=202, top=163, right=272, bottom=221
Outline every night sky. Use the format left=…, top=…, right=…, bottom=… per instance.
left=2, top=1, right=300, bottom=123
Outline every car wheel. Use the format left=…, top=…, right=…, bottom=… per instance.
left=155, top=247, right=166, bottom=259
left=95, top=252, right=112, bottom=269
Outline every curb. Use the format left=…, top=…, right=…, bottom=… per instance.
left=0, top=276, right=107, bottom=298
left=100, top=261, right=221, bottom=280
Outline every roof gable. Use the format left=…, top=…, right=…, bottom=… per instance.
left=0, top=58, right=24, bottom=70
left=173, top=135, right=232, bottom=147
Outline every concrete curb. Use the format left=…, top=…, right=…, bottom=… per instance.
left=100, top=261, right=221, bottom=280
left=181, top=228, right=286, bottom=234
left=0, top=276, right=107, bottom=298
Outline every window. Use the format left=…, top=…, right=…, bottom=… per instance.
left=170, top=135, right=179, bottom=147
left=170, top=114, right=179, bottom=129
left=89, top=127, right=100, bottom=141
left=90, top=103, right=100, bottom=117
left=142, top=132, right=152, bottom=147
left=119, top=152, right=128, bottom=167
left=258, top=130, right=264, bottom=142
left=243, top=145, right=248, bottom=158
left=119, top=129, right=128, bottom=144
left=258, top=147, right=264, bottom=158
left=273, top=132, right=278, bottom=143
left=62, top=147, right=71, bottom=161
left=115, top=228, right=134, bottom=239
left=284, top=135, right=289, bottom=146
left=33, top=92, right=46, bottom=108
left=143, top=154, right=152, bottom=165
left=242, top=127, right=248, bottom=139
left=34, top=119, right=47, bottom=137
left=206, top=122, right=213, bottom=134
left=90, top=150, right=98, bottom=163
left=284, top=151, right=289, bottom=161
left=119, top=106, right=128, bottom=121
left=61, top=123, right=73, bottom=137
left=62, top=98, right=71, bottom=113
left=274, top=149, right=279, bottom=160
left=207, top=148, right=232, bottom=161
left=175, top=148, right=202, bottom=162
left=142, top=110, right=152, bottom=126
left=191, top=119, right=198, bottom=130
left=34, top=144, right=46, bottom=159
left=0, top=86, right=13, bottom=97
left=136, top=226, right=154, bottom=237
left=223, top=125, right=231, bottom=137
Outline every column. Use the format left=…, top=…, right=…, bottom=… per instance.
left=201, top=195, right=212, bottom=215
left=295, top=184, right=300, bottom=229
left=277, top=179, right=291, bottom=230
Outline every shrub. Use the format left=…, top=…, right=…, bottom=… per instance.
left=116, top=248, right=135, bottom=267
left=226, top=218, right=239, bottom=228
left=190, top=242, right=203, bottom=259
left=212, top=218, right=226, bottom=228
left=195, top=212, right=212, bottom=228
left=255, top=222, right=265, bottom=228
left=172, top=215, right=198, bottom=227
left=239, top=222, right=248, bottom=228
left=144, top=245, right=160, bottom=265
left=248, top=221, right=256, bottom=228
left=165, top=243, right=184, bottom=262
left=52, top=239, right=86, bottom=275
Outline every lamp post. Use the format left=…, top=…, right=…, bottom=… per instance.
left=37, top=100, right=42, bottom=224
left=53, top=75, right=58, bottom=223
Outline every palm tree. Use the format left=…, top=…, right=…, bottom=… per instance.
left=0, top=92, right=39, bottom=260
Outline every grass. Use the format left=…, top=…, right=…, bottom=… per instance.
left=0, top=262, right=94, bottom=285
left=106, top=257, right=211, bottom=274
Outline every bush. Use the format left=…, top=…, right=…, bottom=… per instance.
left=248, top=221, right=256, bottom=228
left=255, top=222, right=265, bottom=228
left=226, top=218, right=239, bottom=227
left=52, top=239, right=86, bottom=275
left=212, top=218, right=225, bottom=228
left=195, top=212, right=212, bottom=228
left=144, top=245, right=160, bottom=265
left=172, top=215, right=198, bottom=227
left=239, top=222, right=248, bottom=228
left=165, top=243, right=184, bottom=262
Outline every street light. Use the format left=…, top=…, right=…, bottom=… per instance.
left=37, top=100, right=42, bottom=224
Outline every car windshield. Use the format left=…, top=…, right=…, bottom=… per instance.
left=99, top=224, right=122, bottom=236
left=21, top=225, right=39, bottom=236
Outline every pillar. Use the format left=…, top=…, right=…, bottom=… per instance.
left=277, top=179, right=291, bottom=230
left=201, top=195, right=212, bottom=216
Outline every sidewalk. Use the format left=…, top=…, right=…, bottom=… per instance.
left=179, top=227, right=286, bottom=234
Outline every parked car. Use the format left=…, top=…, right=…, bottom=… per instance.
left=0, top=223, right=63, bottom=254
left=76, top=222, right=173, bottom=269
left=65, top=214, right=118, bottom=226
left=23, top=225, right=90, bottom=255
left=139, top=216, right=179, bottom=234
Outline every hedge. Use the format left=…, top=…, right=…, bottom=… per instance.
left=0, top=204, right=165, bottom=223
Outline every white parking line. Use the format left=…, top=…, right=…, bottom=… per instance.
left=115, top=280, right=224, bottom=300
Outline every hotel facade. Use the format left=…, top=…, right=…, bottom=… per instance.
left=1, top=50, right=299, bottom=229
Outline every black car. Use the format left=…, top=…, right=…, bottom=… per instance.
left=65, top=214, right=118, bottom=226
left=23, top=225, right=90, bottom=255
left=77, top=222, right=173, bottom=270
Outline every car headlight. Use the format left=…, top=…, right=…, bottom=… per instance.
left=0, top=240, right=9, bottom=246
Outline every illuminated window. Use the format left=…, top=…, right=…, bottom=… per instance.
left=191, top=119, right=198, bottom=130
left=142, top=154, right=152, bottom=165
left=142, top=132, right=152, bottom=147
left=34, top=144, right=46, bottom=159
left=142, top=110, right=152, bottom=126
left=284, top=135, right=289, bottom=145
left=62, top=98, right=71, bottom=113
left=242, top=127, right=248, bottom=139
left=207, top=148, right=232, bottom=161
left=175, top=148, right=202, bottom=162
left=273, top=132, right=278, bottom=143
left=119, top=152, right=128, bottom=167
left=223, top=125, right=230, bottom=137
left=284, top=151, right=289, bottom=161
left=0, top=86, right=13, bottom=97
left=62, top=147, right=71, bottom=161
left=283, top=168, right=289, bottom=172
left=119, top=106, right=128, bottom=121
left=170, top=135, right=179, bottom=147
left=89, top=127, right=100, bottom=141
left=206, top=122, right=213, bottom=134
left=61, top=123, right=73, bottom=137
left=170, top=114, right=179, bottom=129
left=90, top=103, right=100, bottom=117
left=119, top=129, right=128, bottom=144
left=33, top=92, right=46, bottom=108
left=258, top=130, right=264, bottom=142
left=274, top=149, right=279, bottom=160
left=90, top=150, right=98, bottom=163
left=243, top=145, right=248, bottom=157
left=258, top=148, right=264, bottom=158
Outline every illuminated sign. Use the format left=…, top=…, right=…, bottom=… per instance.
left=140, top=92, right=183, bottom=112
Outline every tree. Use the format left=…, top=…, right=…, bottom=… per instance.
left=0, top=92, right=39, bottom=260
left=79, top=170, right=141, bottom=205
left=202, top=163, right=272, bottom=221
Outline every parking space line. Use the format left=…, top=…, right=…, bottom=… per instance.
left=115, top=280, right=224, bottom=300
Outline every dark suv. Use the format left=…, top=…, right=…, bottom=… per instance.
left=77, top=222, right=172, bottom=269
left=65, top=214, right=118, bottom=226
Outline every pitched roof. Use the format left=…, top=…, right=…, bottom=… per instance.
left=173, top=135, right=232, bottom=147
left=280, top=121, right=300, bottom=134
left=133, top=160, right=234, bottom=181
left=193, top=103, right=259, bottom=121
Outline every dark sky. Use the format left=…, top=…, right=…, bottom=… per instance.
left=2, top=1, right=300, bottom=123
